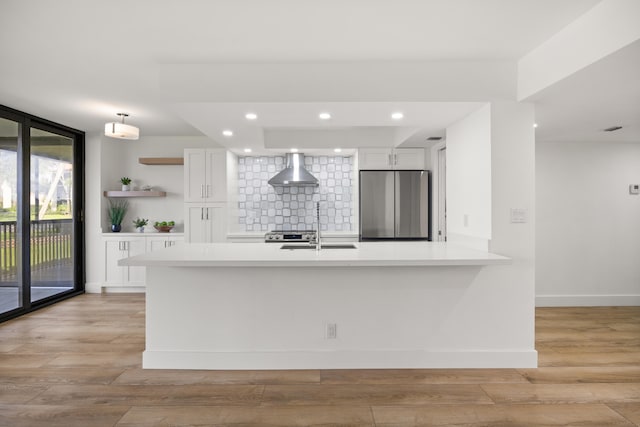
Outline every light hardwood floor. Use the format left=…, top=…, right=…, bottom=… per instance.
left=0, top=295, right=639, bottom=426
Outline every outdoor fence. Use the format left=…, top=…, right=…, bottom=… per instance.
left=0, top=219, right=72, bottom=284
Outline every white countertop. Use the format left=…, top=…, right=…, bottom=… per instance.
left=119, top=241, right=510, bottom=267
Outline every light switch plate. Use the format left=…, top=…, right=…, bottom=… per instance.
left=630, top=184, right=639, bottom=195
left=510, top=208, right=527, bottom=223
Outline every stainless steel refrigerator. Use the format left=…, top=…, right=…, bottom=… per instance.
left=359, top=170, right=431, bottom=240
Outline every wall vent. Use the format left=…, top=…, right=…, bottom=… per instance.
left=427, top=136, right=443, bottom=141
left=604, top=126, right=623, bottom=132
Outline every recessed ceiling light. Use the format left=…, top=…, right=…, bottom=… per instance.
left=391, top=112, right=404, bottom=120
left=533, top=123, right=538, bottom=128
left=245, top=113, right=257, bottom=120
left=243, top=148, right=252, bottom=153
left=334, top=148, right=342, bottom=153
left=222, top=130, right=233, bottom=137
left=290, top=148, right=299, bottom=153
left=319, top=112, right=331, bottom=120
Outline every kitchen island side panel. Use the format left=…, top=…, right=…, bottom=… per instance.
left=143, top=266, right=536, bottom=369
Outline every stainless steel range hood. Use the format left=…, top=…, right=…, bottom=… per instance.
left=268, top=153, right=319, bottom=187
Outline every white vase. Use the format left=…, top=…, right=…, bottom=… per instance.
left=136, top=226, right=144, bottom=233
left=122, top=184, right=130, bottom=191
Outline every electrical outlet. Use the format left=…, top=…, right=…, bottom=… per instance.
left=326, top=323, right=337, bottom=339
left=630, top=184, right=639, bottom=195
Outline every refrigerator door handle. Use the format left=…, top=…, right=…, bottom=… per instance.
left=394, top=171, right=400, bottom=236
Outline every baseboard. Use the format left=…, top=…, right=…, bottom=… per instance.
left=85, top=282, right=146, bottom=294
left=143, top=349, right=538, bottom=370
left=536, top=294, right=640, bottom=307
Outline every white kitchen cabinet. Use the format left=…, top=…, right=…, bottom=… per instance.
left=185, top=204, right=227, bottom=243
left=184, top=149, right=227, bottom=202
left=359, top=148, right=425, bottom=170
left=147, top=235, right=184, bottom=252
left=104, top=236, right=146, bottom=287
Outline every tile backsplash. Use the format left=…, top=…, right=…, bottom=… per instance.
left=238, top=155, right=353, bottom=232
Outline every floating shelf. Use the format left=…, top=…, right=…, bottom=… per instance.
left=138, top=157, right=184, bottom=165
left=103, top=191, right=167, bottom=198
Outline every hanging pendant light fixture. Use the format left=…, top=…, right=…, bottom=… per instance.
left=104, top=113, right=139, bottom=140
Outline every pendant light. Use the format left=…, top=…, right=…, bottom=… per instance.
left=104, top=113, right=139, bottom=140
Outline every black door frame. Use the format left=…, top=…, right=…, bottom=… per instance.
left=0, top=104, right=85, bottom=323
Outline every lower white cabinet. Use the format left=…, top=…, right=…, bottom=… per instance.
left=102, top=234, right=184, bottom=292
left=185, top=203, right=227, bottom=243
left=147, top=235, right=184, bottom=252
left=104, top=236, right=146, bottom=288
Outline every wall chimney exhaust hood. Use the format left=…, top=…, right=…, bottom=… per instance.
left=268, top=153, right=319, bottom=187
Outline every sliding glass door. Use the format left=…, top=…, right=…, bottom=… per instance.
left=29, top=127, right=75, bottom=303
left=0, top=105, right=84, bottom=322
left=0, top=117, right=21, bottom=316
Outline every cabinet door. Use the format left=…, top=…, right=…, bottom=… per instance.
left=185, top=205, right=209, bottom=243
left=358, top=148, right=393, bottom=170
left=184, top=149, right=207, bottom=202
left=147, top=235, right=184, bottom=251
left=125, top=238, right=146, bottom=285
left=104, top=240, right=125, bottom=284
left=207, top=205, right=227, bottom=242
left=393, top=148, right=425, bottom=170
left=205, top=150, right=227, bottom=202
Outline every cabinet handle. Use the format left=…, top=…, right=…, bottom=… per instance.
left=206, top=208, right=209, bottom=220
left=206, top=184, right=211, bottom=198
left=201, top=208, right=204, bottom=220
left=388, top=154, right=392, bottom=166
left=200, top=184, right=205, bottom=198
left=394, top=153, right=398, bottom=165
left=118, top=242, right=122, bottom=251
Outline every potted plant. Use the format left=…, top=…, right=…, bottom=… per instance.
left=107, top=199, right=128, bottom=232
left=133, top=217, right=148, bottom=233
left=120, top=177, right=132, bottom=191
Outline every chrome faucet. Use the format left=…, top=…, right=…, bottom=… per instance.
left=315, top=201, right=322, bottom=251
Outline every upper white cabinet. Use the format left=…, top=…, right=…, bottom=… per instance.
left=184, top=149, right=227, bottom=202
left=359, top=148, right=425, bottom=170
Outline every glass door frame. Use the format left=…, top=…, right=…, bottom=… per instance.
left=0, top=104, right=85, bottom=323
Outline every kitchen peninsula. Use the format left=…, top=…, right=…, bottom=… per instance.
left=121, top=241, right=538, bottom=370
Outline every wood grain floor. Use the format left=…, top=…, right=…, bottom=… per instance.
left=0, top=295, right=639, bottom=426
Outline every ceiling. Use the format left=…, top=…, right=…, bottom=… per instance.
left=2, top=0, right=636, bottom=151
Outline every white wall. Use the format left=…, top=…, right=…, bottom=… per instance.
left=536, top=141, right=640, bottom=306
left=446, top=104, right=492, bottom=249
left=101, top=136, right=221, bottom=232
left=443, top=101, right=536, bottom=357
left=85, top=134, right=221, bottom=291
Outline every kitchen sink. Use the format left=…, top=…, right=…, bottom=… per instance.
left=280, top=243, right=357, bottom=250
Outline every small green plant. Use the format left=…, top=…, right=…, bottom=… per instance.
left=107, top=199, right=128, bottom=225
left=133, top=217, right=148, bottom=228
left=120, top=177, right=132, bottom=185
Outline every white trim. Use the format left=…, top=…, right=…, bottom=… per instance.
left=430, top=140, right=446, bottom=241
left=536, top=294, right=640, bottom=307
left=85, top=282, right=145, bottom=294
left=144, top=349, right=538, bottom=370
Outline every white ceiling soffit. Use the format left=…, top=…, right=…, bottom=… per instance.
left=533, top=40, right=640, bottom=143
left=170, top=102, right=485, bottom=152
